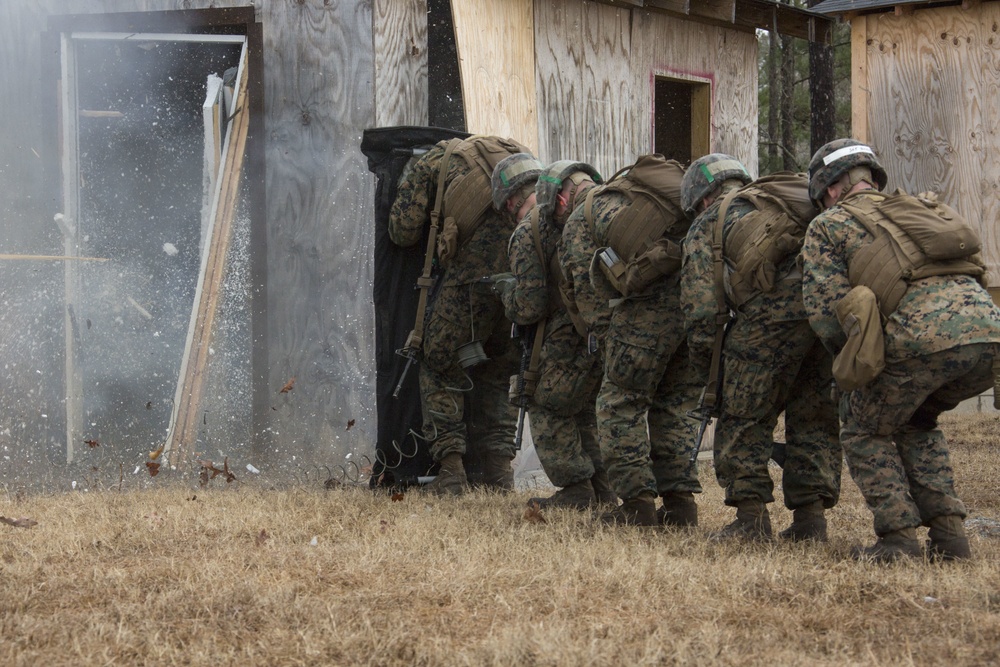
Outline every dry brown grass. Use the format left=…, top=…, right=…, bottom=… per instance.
left=2, top=415, right=999, bottom=667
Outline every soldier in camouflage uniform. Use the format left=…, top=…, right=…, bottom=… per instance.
left=802, top=138, right=1000, bottom=561
left=388, top=140, right=541, bottom=495
left=681, top=155, right=841, bottom=542
left=494, top=160, right=615, bottom=510
left=582, top=155, right=703, bottom=526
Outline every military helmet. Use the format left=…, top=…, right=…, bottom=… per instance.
left=680, top=153, right=751, bottom=219
left=535, top=160, right=603, bottom=222
left=491, top=153, right=544, bottom=210
left=807, top=138, right=887, bottom=205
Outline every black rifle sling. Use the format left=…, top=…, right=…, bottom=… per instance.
left=405, top=138, right=461, bottom=352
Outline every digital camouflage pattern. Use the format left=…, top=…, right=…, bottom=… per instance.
left=389, top=141, right=520, bottom=462
left=502, top=184, right=606, bottom=487
left=840, top=343, right=998, bottom=535
left=589, top=190, right=701, bottom=501
left=683, top=196, right=841, bottom=510
left=558, top=196, right=619, bottom=341
left=802, top=189, right=1000, bottom=536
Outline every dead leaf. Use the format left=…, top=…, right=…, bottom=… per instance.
left=346, top=419, right=356, bottom=431
left=279, top=377, right=296, bottom=394
left=84, top=439, right=99, bottom=449
left=199, top=467, right=209, bottom=487
left=146, top=461, right=161, bottom=477
left=391, top=492, right=405, bottom=502
left=148, top=444, right=165, bottom=460
left=145, top=401, right=152, bottom=410
left=523, top=502, right=547, bottom=524
left=0, top=516, right=38, bottom=529
left=199, top=460, right=225, bottom=480
left=223, top=457, right=236, bottom=484
left=255, top=529, right=269, bottom=547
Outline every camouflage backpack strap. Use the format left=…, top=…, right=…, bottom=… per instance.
left=702, top=187, right=742, bottom=416
left=403, top=138, right=461, bottom=354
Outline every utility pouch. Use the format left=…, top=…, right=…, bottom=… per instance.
left=597, top=246, right=627, bottom=294
left=622, top=239, right=683, bottom=296
left=832, top=285, right=885, bottom=391
left=508, top=374, right=521, bottom=406
left=436, top=216, right=460, bottom=268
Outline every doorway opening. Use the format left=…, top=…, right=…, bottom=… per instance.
left=653, top=75, right=711, bottom=164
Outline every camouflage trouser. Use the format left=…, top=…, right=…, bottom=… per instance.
left=596, top=288, right=702, bottom=501
left=840, top=342, right=998, bottom=536
left=420, top=284, right=517, bottom=462
left=529, top=313, right=604, bottom=487
left=716, top=317, right=842, bottom=510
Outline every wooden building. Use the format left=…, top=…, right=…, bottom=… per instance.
left=813, top=0, right=1000, bottom=298
left=0, top=0, right=828, bottom=479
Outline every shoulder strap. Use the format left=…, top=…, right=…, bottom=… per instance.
left=403, top=139, right=461, bottom=352
left=702, top=188, right=741, bottom=413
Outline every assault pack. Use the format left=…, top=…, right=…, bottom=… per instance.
left=716, top=171, right=819, bottom=307
left=840, top=190, right=986, bottom=318
left=434, top=136, right=531, bottom=266
left=584, top=155, right=688, bottom=296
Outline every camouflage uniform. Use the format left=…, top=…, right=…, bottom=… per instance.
left=802, top=190, right=1000, bottom=537
left=682, top=196, right=841, bottom=513
left=588, top=191, right=702, bottom=503
left=388, top=141, right=518, bottom=465
left=501, top=201, right=604, bottom=488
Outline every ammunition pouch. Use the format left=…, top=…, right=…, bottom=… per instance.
left=831, top=285, right=885, bottom=391
left=621, top=238, right=683, bottom=296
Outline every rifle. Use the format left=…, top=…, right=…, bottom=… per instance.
left=393, top=267, right=444, bottom=398
left=510, top=322, right=538, bottom=451
left=686, top=314, right=732, bottom=467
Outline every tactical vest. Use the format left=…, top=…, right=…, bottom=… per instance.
left=718, top=172, right=819, bottom=307
left=436, top=136, right=529, bottom=266
left=839, top=190, right=986, bottom=318
left=585, top=156, right=687, bottom=295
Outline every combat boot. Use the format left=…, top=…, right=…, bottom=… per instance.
left=658, top=492, right=698, bottom=528
left=528, top=479, right=596, bottom=510
left=850, top=527, right=922, bottom=563
left=710, top=500, right=772, bottom=542
left=600, top=493, right=658, bottom=527
left=591, top=470, right=618, bottom=506
left=927, top=515, right=971, bottom=561
left=481, top=452, right=514, bottom=492
left=778, top=500, right=828, bottom=542
left=425, top=453, right=468, bottom=496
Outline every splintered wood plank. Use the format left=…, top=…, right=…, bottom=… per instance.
left=450, top=0, right=537, bottom=152
left=167, top=51, right=250, bottom=467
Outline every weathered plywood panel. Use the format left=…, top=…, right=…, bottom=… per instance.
left=632, top=11, right=758, bottom=174
left=860, top=4, right=1000, bottom=282
left=374, top=0, right=428, bottom=126
left=534, top=1, right=757, bottom=178
left=451, top=0, right=538, bottom=152
left=534, top=0, right=634, bottom=176
left=258, top=0, right=376, bottom=461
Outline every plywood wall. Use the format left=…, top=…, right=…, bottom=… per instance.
left=533, top=1, right=758, bottom=179
left=374, top=0, right=428, bottom=127
left=450, top=0, right=538, bottom=153
left=851, top=3, right=1000, bottom=283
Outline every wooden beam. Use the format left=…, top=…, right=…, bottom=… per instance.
left=167, top=51, right=251, bottom=468
left=0, top=254, right=108, bottom=261
left=850, top=16, right=868, bottom=144
left=647, top=0, right=689, bottom=12
left=690, top=0, right=736, bottom=24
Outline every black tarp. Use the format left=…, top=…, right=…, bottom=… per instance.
left=361, top=126, right=470, bottom=487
